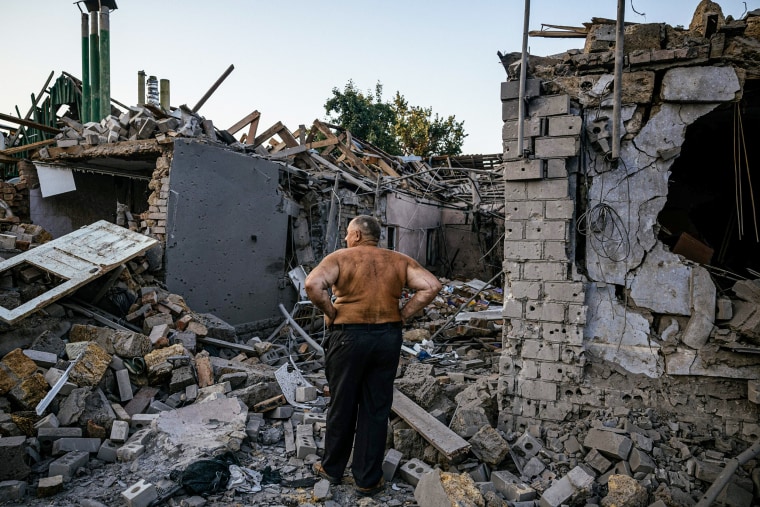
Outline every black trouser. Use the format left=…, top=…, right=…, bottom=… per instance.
left=322, top=323, right=402, bottom=488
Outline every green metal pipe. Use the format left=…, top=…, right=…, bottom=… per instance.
left=137, top=70, right=146, bottom=106
left=160, top=79, right=170, bottom=111
left=89, top=11, right=100, bottom=121
left=81, top=12, right=90, bottom=123
left=99, top=8, right=110, bottom=119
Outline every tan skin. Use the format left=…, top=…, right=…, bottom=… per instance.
left=305, top=221, right=442, bottom=326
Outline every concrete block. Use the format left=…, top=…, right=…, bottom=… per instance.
left=0, top=480, right=26, bottom=502
left=543, top=281, right=584, bottom=303
left=313, top=478, right=331, bottom=501
left=147, top=400, right=173, bottom=413
left=469, top=425, right=510, bottom=466
left=522, top=456, right=546, bottom=478
left=295, top=386, right=317, bottom=403
left=22, top=349, right=57, bottom=368
left=519, top=379, right=557, bottom=401
left=504, top=199, right=543, bottom=220
left=48, top=450, right=88, bottom=481
left=127, top=427, right=154, bottom=446
left=501, top=79, right=541, bottom=100
left=512, top=432, right=543, bottom=460
left=130, top=413, right=159, bottom=431
left=0, top=436, right=29, bottom=481
left=504, top=240, right=543, bottom=260
left=534, top=136, right=579, bottom=158
left=503, top=159, right=544, bottom=181
left=399, top=458, right=433, bottom=487
left=267, top=406, right=294, bottom=419
left=115, top=368, right=133, bottom=402
left=546, top=158, right=567, bottom=179
left=414, top=469, right=450, bottom=507
left=715, top=481, right=754, bottom=507
left=37, top=475, right=63, bottom=498
left=97, top=439, right=118, bottom=462
left=629, top=447, right=656, bottom=474
left=246, top=418, right=262, bottom=440
left=110, top=420, right=130, bottom=443
left=716, top=297, right=733, bottom=320
left=525, top=220, right=567, bottom=241
left=548, top=115, right=582, bottom=137
left=43, top=368, right=75, bottom=396
left=523, top=261, right=566, bottom=281
left=502, top=117, right=543, bottom=140
left=34, top=413, right=59, bottom=430
left=37, top=427, right=82, bottom=454
left=661, top=66, right=740, bottom=102
left=52, top=438, right=101, bottom=456
left=510, top=281, right=540, bottom=300
left=520, top=340, right=560, bottom=361
left=492, top=470, right=535, bottom=501
left=121, top=479, right=158, bottom=507
left=527, top=178, right=569, bottom=199
left=295, top=424, right=317, bottom=459
left=583, top=428, right=632, bottom=460
left=529, top=94, right=570, bottom=117
left=584, top=447, right=611, bottom=475
left=525, top=301, right=566, bottom=323
left=117, top=442, right=145, bottom=462
left=383, top=448, right=403, bottom=482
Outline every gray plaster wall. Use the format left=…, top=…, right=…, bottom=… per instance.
left=386, top=193, right=441, bottom=265
left=30, top=172, right=146, bottom=239
left=165, top=140, right=292, bottom=325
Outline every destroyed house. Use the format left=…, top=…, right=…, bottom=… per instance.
left=498, top=0, right=760, bottom=448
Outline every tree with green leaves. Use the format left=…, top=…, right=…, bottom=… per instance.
left=324, top=80, right=466, bottom=157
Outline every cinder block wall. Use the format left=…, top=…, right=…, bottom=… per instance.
left=498, top=81, right=587, bottom=431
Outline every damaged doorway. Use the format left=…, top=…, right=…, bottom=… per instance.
left=658, top=83, right=760, bottom=291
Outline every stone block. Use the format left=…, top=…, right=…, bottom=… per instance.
left=501, top=79, right=541, bottom=100
left=629, top=447, right=656, bottom=474
left=295, top=424, right=317, bottom=459
left=51, top=437, right=101, bottom=456
left=110, top=420, right=130, bottom=443
left=503, top=158, right=544, bottom=181
left=469, top=425, right=510, bottom=466
left=121, top=479, right=158, bottom=507
left=49, top=450, right=88, bottom=481
left=383, top=448, right=403, bottom=482
left=662, top=66, right=740, bottom=102
left=69, top=342, right=111, bottom=387
left=748, top=379, right=760, bottom=404
left=0, top=480, right=26, bottom=503
left=583, top=428, right=632, bottom=460
left=399, top=458, right=433, bottom=487
left=37, top=475, right=63, bottom=498
left=0, top=436, right=29, bottom=481
left=115, top=368, right=133, bottom=402
left=535, top=136, right=579, bottom=159
left=8, top=373, right=48, bottom=410
left=604, top=474, right=648, bottom=507
left=97, top=439, right=118, bottom=462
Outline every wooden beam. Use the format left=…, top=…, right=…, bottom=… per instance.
left=0, top=154, right=18, bottom=164
left=391, top=388, right=471, bottom=461
left=269, top=137, right=340, bottom=159
left=529, top=30, right=588, bottom=38
left=227, top=110, right=260, bottom=135
left=0, top=138, right=57, bottom=156
left=245, top=115, right=260, bottom=145
left=0, top=113, right=60, bottom=135
left=252, top=121, right=284, bottom=148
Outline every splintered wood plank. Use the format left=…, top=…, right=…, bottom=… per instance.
left=245, top=115, right=260, bottom=145
left=0, top=139, right=57, bottom=156
left=391, top=388, right=471, bottom=461
left=0, top=220, right=157, bottom=324
left=252, top=121, right=284, bottom=148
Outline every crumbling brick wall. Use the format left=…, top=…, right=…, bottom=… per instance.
left=498, top=85, right=587, bottom=431
left=138, top=146, right=173, bottom=246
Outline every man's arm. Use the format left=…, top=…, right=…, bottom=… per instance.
left=400, top=261, right=442, bottom=323
left=305, top=255, right=340, bottom=325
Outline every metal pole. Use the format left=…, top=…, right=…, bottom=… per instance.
left=612, top=0, right=625, bottom=161
left=516, top=0, right=530, bottom=157
left=99, top=7, right=110, bottom=119
left=81, top=13, right=90, bottom=123
left=192, top=64, right=235, bottom=113
left=89, top=11, right=101, bottom=121
left=137, top=70, right=146, bottom=106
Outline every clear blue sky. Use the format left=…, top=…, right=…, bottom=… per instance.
left=1, top=1, right=753, bottom=154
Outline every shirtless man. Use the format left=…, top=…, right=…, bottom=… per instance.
left=305, top=215, right=441, bottom=497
